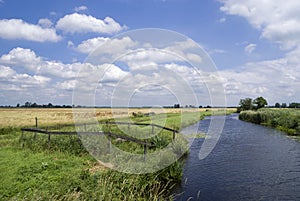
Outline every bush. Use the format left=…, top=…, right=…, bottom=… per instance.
left=296, top=126, right=300, bottom=135
left=239, top=108, right=300, bottom=137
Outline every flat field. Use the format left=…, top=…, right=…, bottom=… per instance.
left=0, top=107, right=235, bottom=128
left=0, top=107, right=236, bottom=200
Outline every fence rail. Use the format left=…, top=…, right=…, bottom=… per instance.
left=21, top=118, right=179, bottom=141
left=20, top=117, right=179, bottom=160
left=42, top=121, right=179, bottom=133
left=21, top=127, right=154, bottom=146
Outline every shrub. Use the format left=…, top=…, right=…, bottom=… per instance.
left=239, top=108, right=300, bottom=137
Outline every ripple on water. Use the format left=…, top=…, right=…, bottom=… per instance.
left=173, top=114, right=300, bottom=201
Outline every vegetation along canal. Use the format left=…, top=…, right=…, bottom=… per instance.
left=173, top=114, right=300, bottom=200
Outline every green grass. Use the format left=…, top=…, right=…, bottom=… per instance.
left=0, top=128, right=182, bottom=200
left=0, top=109, right=235, bottom=200
left=0, top=146, right=91, bottom=200
left=0, top=145, right=182, bottom=200
left=184, top=133, right=206, bottom=139
left=0, top=111, right=206, bottom=200
left=239, top=108, right=300, bottom=138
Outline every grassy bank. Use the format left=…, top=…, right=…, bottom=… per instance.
left=239, top=108, right=300, bottom=138
left=1, top=108, right=235, bottom=200
left=2, top=108, right=228, bottom=200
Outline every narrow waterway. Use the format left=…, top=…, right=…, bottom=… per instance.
left=173, top=114, right=300, bottom=201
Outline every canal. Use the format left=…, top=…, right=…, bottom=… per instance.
left=173, top=114, right=300, bottom=200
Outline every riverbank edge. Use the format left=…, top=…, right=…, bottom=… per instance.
left=238, top=109, right=300, bottom=141
left=0, top=108, right=236, bottom=200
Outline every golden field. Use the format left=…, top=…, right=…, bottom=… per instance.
left=0, top=108, right=236, bottom=128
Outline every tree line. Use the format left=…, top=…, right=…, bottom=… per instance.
left=10, top=102, right=72, bottom=108
left=274, top=102, right=300, bottom=108
left=238, top=96, right=268, bottom=112
left=238, top=96, right=300, bottom=112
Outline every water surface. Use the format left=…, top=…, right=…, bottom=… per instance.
left=173, top=114, right=300, bottom=200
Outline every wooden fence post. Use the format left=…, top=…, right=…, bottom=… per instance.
left=151, top=125, right=154, bottom=135
left=33, top=117, right=38, bottom=140
left=21, top=130, right=24, bottom=147
left=20, top=122, right=177, bottom=157
left=173, top=130, right=176, bottom=141
left=143, top=144, right=147, bottom=162
left=47, top=128, right=50, bottom=149
left=108, top=136, right=111, bottom=154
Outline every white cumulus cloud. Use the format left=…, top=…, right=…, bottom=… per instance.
left=0, top=65, right=16, bottom=78
left=56, top=80, right=76, bottom=91
left=0, top=47, right=41, bottom=68
left=76, top=36, right=137, bottom=55
left=0, top=64, right=50, bottom=91
left=219, top=18, right=226, bottom=23
left=220, top=0, right=300, bottom=49
left=0, top=19, right=61, bottom=42
left=56, top=13, right=126, bottom=34
left=76, top=37, right=109, bottom=53
left=219, top=0, right=300, bottom=105
left=219, top=48, right=300, bottom=105
left=38, top=18, right=53, bottom=28
left=244, top=43, right=256, bottom=54
left=74, top=6, right=88, bottom=12
left=0, top=47, right=80, bottom=78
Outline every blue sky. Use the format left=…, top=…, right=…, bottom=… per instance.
left=0, top=0, right=299, bottom=106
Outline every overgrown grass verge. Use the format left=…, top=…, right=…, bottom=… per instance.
left=239, top=108, right=300, bottom=139
left=1, top=130, right=183, bottom=200
left=1, top=109, right=235, bottom=200
left=0, top=111, right=209, bottom=200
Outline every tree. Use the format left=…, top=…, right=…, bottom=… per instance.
left=24, top=102, right=32, bottom=107
left=31, top=102, right=38, bottom=108
left=289, top=102, right=300, bottom=108
left=253, top=96, right=268, bottom=110
left=174, top=104, right=180, bottom=108
left=281, top=103, right=287, bottom=108
left=275, top=102, right=280, bottom=108
left=238, top=98, right=253, bottom=112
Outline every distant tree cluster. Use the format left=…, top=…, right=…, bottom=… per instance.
left=173, top=103, right=211, bottom=108
left=173, top=104, right=180, bottom=108
left=274, top=102, right=300, bottom=108
left=17, top=102, right=72, bottom=108
left=238, top=96, right=268, bottom=112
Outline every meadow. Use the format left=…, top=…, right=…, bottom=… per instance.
left=0, top=108, right=209, bottom=128
left=0, top=108, right=235, bottom=200
left=239, top=108, right=300, bottom=137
